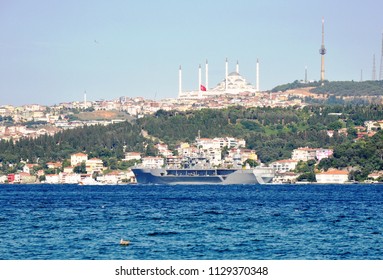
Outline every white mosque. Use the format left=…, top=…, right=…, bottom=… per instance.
left=178, top=58, right=260, bottom=99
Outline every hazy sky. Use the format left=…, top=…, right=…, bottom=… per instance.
left=0, top=0, right=382, bottom=106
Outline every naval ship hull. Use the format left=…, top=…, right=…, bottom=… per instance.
left=132, top=167, right=274, bottom=185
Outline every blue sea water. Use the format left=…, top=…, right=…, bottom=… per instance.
left=0, top=184, right=382, bottom=260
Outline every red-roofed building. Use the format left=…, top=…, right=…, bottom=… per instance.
left=316, top=169, right=349, bottom=184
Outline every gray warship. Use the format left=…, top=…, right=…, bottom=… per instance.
left=132, top=156, right=275, bottom=185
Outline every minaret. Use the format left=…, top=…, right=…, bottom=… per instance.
left=256, top=59, right=260, bottom=92
left=178, top=65, right=182, bottom=98
left=198, top=64, right=202, bottom=98
left=205, top=59, right=209, bottom=90
left=236, top=60, right=239, bottom=73
left=319, top=17, right=326, bottom=83
left=225, top=58, right=228, bottom=91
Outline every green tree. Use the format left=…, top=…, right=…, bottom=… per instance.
left=243, top=159, right=259, bottom=168
left=73, top=162, right=87, bottom=174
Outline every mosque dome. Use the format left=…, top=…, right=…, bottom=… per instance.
left=228, top=72, right=240, bottom=76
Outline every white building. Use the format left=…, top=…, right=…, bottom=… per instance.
left=71, top=153, right=88, bottom=166
left=177, top=146, right=199, bottom=158
left=86, top=158, right=104, bottom=174
left=224, top=137, right=246, bottom=149
left=155, top=143, right=173, bottom=157
left=196, top=137, right=245, bottom=150
left=316, top=169, right=349, bottom=184
left=196, top=138, right=221, bottom=150
left=45, top=174, right=60, bottom=184
left=271, top=159, right=299, bottom=173
left=166, top=156, right=183, bottom=168
left=292, top=147, right=317, bottom=162
left=273, top=172, right=299, bottom=184
left=0, top=175, right=7, bottom=183
left=178, top=59, right=260, bottom=99
left=59, top=172, right=81, bottom=184
left=316, top=149, right=333, bottom=162
left=123, top=152, right=141, bottom=161
left=141, top=157, right=164, bottom=168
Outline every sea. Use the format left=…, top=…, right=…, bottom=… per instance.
left=0, top=183, right=382, bottom=260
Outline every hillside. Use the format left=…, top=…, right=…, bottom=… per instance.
left=72, top=110, right=133, bottom=121
left=2, top=105, right=383, bottom=180
left=271, top=80, right=383, bottom=104
left=137, top=105, right=383, bottom=163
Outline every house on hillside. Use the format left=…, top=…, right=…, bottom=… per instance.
left=291, top=147, right=317, bottom=162
left=23, top=163, right=38, bottom=175
left=316, top=149, right=333, bottom=162
left=123, top=152, right=141, bottom=162
left=46, top=162, right=62, bottom=169
left=270, top=159, right=299, bottom=173
left=86, top=158, right=104, bottom=174
left=70, top=153, right=88, bottom=166
left=141, top=157, right=164, bottom=168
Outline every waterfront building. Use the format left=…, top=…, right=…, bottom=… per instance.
left=19, top=172, right=36, bottom=184
left=273, top=172, right=299, bottom=184
left=316, top=169, right=349, bottom=184
left=45, top=174, right=60, bottom=184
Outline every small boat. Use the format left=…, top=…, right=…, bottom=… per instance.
left=120, top=239, right=130, bottom=246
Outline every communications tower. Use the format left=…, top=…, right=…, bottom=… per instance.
left=380, top=33, right=383, bottom=80
left=319, top=18, right=326, bottom=82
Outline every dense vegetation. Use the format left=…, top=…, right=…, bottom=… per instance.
left=2, top=104, right=383, bottom=180
left=0, top=122, right=149, bottom=172
left=271, top=80, right=383, bottom=97
left=318, top=131, right=383, bottom=181
left=271, top=80, right=323, bottom=92
left=311, top=80, right=383, bottom=96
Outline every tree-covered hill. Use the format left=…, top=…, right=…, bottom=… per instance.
left=318, top=131, right=383, bottom=181
left=311, top=80, right=383, bottom=96
left=0, top=122, right=149, bottom=166
left=2, top=105, right=383, bottom=176
left=272, top=80, right=383, bottom=97
left=137, top=105, right=383, bottom=162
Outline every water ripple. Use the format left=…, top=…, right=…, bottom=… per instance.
left=0, top=184, right=382, bottom=259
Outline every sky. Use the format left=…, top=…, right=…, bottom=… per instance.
left=0, top=0, right=382, bottom=106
